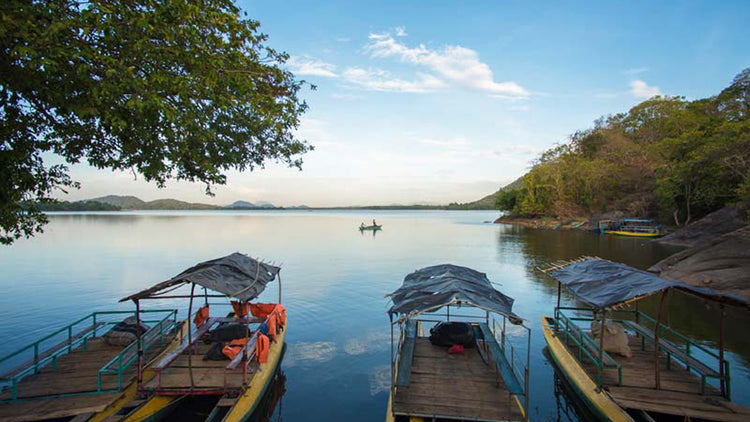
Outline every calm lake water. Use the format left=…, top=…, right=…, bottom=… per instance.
left=1, top=210, right=748, bottom=421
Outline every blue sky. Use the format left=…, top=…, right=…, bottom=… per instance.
left=62, top=0, right=750, bottom=206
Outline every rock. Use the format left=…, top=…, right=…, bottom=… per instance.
left=649, top=225, right=750, bottom=302
left=655, top=205, right=748, bottom=247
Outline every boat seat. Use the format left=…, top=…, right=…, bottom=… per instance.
left=395, top=319, right=418, bottom=387
left=477, top=323, right=524, bottom=395
left=621, top=320, right=722, bottom=394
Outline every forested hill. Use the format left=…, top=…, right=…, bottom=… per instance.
left=496, top=68, right=750, bottom=226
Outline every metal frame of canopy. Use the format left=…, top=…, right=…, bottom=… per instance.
left=386, top=265, right=531, bottom=421
left=538, top=256, right=748, bottom=399
left=120, top=253, right=283, bottom=394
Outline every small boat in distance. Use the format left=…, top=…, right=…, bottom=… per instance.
left=359, top=224, right=382, bottom=231
left=598, top=218, right=662, bottom=238
left=539, top=257, right=750, bottom=422
left=385, top=264, right=530, bottom=422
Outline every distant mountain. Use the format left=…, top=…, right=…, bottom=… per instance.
left=85, top=195, right=220, bottom=210
left=141, top=199, right=222, bottom=210
left=226, top=200, right=277, bottom=209
left=89, top=195, right=145, bottom=208
left=227, top=200, right=257, bottom=208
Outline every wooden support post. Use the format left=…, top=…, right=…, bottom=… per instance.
left=604, top=309, right=607, bottom=389
left=278, top=272, right=283, bottom=304
left=555, top=282, right=561, bottom=331
left=654, top=290, right=669, bottom=390
left=135, top=299, right=142, bottom=390
left=187, top=282, right=195, bottom=390
left=243, top=299, right=250, bottom=385
left=719, top=304, right=726, bottom=398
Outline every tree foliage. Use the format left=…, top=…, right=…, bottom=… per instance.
left=503, top=69, right=750, bottom=224
left=1, top=0, right=311, bottom=244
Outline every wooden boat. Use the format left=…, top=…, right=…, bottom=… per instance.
left=539, top=257, right=750, bottom=422
left=385, top=264, right=530, bottom=422
left=598, top=218, right=662, bottom=238
left=359, top=224, right=382, bottom=231
left=117, top=252, right=288, bottom=422
left=0, top=309, right=180, bottom=422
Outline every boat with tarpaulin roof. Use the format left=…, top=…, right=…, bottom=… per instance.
left=384, top=264, right=531, bottom=422
left=117, top=252, right=287, bottom=422
left=539, top=256, right=750, bottom=422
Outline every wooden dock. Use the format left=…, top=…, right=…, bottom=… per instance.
left=569, top=334, right=750, bottom=422
left=0, top=335, right=172, bottom=422
left=392, top=337, right=523, bottom=421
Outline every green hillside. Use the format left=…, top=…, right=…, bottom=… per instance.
left=497, top=68, right=750, bottom=225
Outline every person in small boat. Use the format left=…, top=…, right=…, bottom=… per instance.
left=360, top=222, right=365, bottom=229
left=372, top=219, right=377, bottom=226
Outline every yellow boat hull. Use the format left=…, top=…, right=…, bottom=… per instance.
left=223, top=321, right=287, bottom=422
left=604, top=230, right=661, bottom=238
left=541, top=316, right=634, bottom=422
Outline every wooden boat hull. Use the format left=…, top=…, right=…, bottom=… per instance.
left=603, top=230, right=660, bottom=238
left=123, top=319, right=288, bottom=422
left=541, top=316, right=634, bottom=422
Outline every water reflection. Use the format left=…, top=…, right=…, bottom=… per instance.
left=1, top=211, right=748, bottom=421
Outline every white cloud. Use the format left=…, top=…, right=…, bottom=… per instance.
left=395, top=26, right=408, bottom=37
left=342, top=67, right=445, bottom=93
left=334, top=37, right=350, bottom=43
left=363, top=32, right=528, bottom=98
left=287, top=56, right=338, bottom=78
left=629, top=79, right=661, bottom=99
left=624, top=67, right=649, bottom=75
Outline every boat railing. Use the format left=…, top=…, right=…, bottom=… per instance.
left=555, top=306, right=730, bottom=396
left=554, top=307, right=622, bottom=387
left=0, top=309, right=178, bottom=402
left=97, top=309, right=179, bottom=392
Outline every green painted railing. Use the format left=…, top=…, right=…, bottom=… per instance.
left=554, top=306, right=730, bottom=398
left=0, top=309, right=178, bottom=403
left=554, top=307, right=622, bottom=387
left=97, top=310, right=178, bottom=392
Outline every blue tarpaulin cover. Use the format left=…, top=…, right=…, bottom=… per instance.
left=387, top=264, right=520, bottom=321
left=546, top=258, right=750, bottom=310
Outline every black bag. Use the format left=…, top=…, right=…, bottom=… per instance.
left=207, top=323, right=247, bottom=343
left=429, top=322, right=475, bottom=348
left=204, top=342, right=228, bottom=361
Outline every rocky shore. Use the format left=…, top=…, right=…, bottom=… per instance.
left=496, top=205, right=750, bottom=301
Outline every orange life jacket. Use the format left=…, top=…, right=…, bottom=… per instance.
left=221, top=337, right=248, bottom=360
left=274, top=304, right=287, bottom=327
left=267, top=313, right=277, bottom=342
left=249, top=303, right=277, bottom=318
left=255, top=333, right=270, bottom=364
left=230, top=300, right=249, bottom=318
left=193, top=305, right=209, bottom=328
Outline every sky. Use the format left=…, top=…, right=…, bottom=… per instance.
left=60, top=0, right=750, bottom=207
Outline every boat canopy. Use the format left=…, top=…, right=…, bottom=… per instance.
left=121, top=252, right=280, bottom=302
left=386, top=264, right=520, bottom=322
left=542, top=257, right=750, bottom=310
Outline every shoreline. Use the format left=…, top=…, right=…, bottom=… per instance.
left=494, top=215, right=590, bottom=230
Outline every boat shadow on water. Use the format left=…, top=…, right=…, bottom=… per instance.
left=169, top=362, right=287, bottom=422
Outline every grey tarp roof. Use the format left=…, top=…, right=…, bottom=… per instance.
left=121, top=252, right=280, bottom=302
left=545, top=257, right=750, bottom=310
left=386, top=264, right=520, bottom=321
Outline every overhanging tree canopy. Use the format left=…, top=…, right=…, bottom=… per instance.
left=0, top=0, right=312, bottom=244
